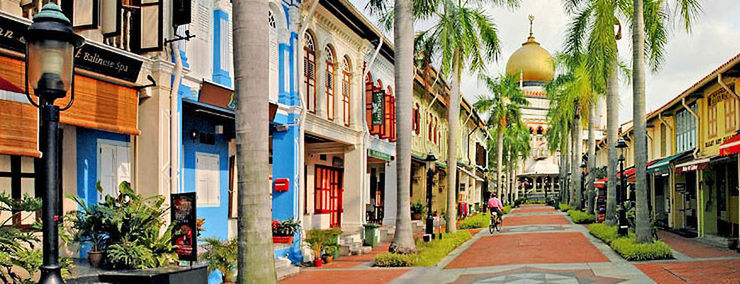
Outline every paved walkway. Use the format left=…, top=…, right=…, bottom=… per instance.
left=281, top=204, right=740, bottom=283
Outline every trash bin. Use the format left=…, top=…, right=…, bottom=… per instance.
left=363, top=223, right=380, bottom=247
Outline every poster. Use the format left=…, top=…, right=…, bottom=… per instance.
left=372, top=90, right=384, bottom=125
left=171, top=192, right=197, bottom=261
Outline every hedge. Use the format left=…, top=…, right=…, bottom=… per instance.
left=374, top=230, right=472, bottom=267
left=589, top=224, right=671, bottom=260
left=502, top=205, right=512, bottom=214
left=567, top=210, right=595, bottom=224
left=611, top=238, right=673, bottom=261
left=458, top=213, right=489, bottom=229
left=558, top=203, right=572, bottom=212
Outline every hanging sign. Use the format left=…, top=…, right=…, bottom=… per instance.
left=74, top=44, right=143, bottom=83
left=0, top=14, right=29, bottom=53
left=171, top=192, right=198, bottom=261
left=372, top=90, right=384, bottom=125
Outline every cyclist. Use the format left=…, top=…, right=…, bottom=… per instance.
left=487, top=193, right=504, bottom=225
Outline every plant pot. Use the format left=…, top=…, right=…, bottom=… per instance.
left=727, top=239, right=737, bottom=250
left=87, top=250, right=104, bottom=268
left=412, top=213, right=422, bottom=220
left=272, top=236, right=294, bottom=244
left=314, top=259, right=323, bottom=267
left=322, top=254, right=333, bottom=264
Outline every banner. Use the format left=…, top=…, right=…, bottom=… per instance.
left=171, top=192, right=197, bottom=261
left=372, top=90, right=384, bottom=125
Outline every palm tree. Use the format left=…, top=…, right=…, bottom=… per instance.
left=475, top=74, right=528, bottom=205
left=417, top=0, right=514, bottom=233
left=586, top=99, right=597, bottom=215
left=232, top=0, right=276, bottom=281
left=503, top=122, right=531, bottom=202
left=631, top=0, right=701, bottom=243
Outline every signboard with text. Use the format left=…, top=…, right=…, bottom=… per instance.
left=372, top=90, right=384, bottom=125
left=171, top=192, right=197, bottom=261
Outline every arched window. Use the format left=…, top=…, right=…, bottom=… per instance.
left=413, top=103, right=420, bottom=135
left=268, top=9, right=278, bottom=102
left=341, top=56, right=351, bottom=126
left=428, top=114, right=433, bottom=141
left=529, top=127, right=534, bottom=134
left=325, top=45, right=336, bottom=121
left=536, top=126, right=544, bottom=135
left=433, top=117, right=438, bottom=144
left=303, top=32, right=316, bottom=113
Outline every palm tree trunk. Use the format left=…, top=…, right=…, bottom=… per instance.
left=496, top=129, right=504, bottom=201
left=632, top=0, right=650, bottom=243
left=446, top=55, right=461, bottom=233
left=605, top=56, right=620, bottom=226
left=562, top=135, right=570, bottom=204
left=569, top=122, right=578, bottom=207
left=233, top=0, right=276, bottom=281
left=573, top=115, right=583, bottom=210
left=559, top=141, right=566, bottom=203
left=587, top=100, right=597, bottom=215
left=389, top=0, right=417, bottom=253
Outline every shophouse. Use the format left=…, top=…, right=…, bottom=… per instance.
left=0, top=1, right=171, bottom=260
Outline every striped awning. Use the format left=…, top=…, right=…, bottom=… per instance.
left=719, top=133, right=740, bottom=156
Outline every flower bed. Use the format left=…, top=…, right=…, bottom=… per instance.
left=374, top=230, right=472, bottom=267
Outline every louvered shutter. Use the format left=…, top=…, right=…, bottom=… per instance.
left=99, top=145, right=116, bottom=201
left=365, top=78, right=373, bottom=132
left=269, top=11, right=278, bottom=102
left=62, top=0, right=99, bottom=29
left=101, top=0, right=122, bottom=37
left=132, top=0, right=163, bottom=53
left=116, top=145, right=130, bottom=190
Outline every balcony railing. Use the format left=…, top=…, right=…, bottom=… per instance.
left=103, top=6, right=135, bottom=52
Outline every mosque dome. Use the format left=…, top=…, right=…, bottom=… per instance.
left=505, top=16, right=554, bottom=83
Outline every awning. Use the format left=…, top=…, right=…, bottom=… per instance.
left=594, top=159, right=658, bottom=187
left=458, top=165, right=484, bottom=182
left=719, top=133, right=740, bottom=156
left=647, top=150, right=693, bottom=174
left=675, top=156, right=715, bottom=174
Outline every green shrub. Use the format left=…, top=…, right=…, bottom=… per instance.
left=567, top=210, right=595, bottom=224
left=589, top=223, right=620, bottom=244
left=558, top=203, right=571, bottom=212
left=374, top=231, right=472, bottom=267
left=611, top=238, right=673, bottom=261
left=502, top=205, right=512, bottom=214
left=458, top=213, right=489, bottom=229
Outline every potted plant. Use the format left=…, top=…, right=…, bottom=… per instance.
left=306, top=229, right=336, bottom=267
left=411, top=201, right=425, bottom=220
left=322, top=245, right=336, bottom=264
left=272, top=217, right=301, bottom=243
left=67, top=194, right=108, bottom=268
left=200, top=238, right=237, bottom=284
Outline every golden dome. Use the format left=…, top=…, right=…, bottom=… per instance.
left=505, top=16, right=554, bottom=82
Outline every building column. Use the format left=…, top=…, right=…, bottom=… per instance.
left=343, top=142, right=365, bottom=232
left=383, top=160, right=397, bottom=225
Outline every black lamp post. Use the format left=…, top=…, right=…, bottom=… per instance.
left=616, top=137, right=629, bottom=236
left=424, top=151, right=437, bottom=241
left=23, top=4, right=84, bottom=284
left=580, top=160, right=586, bottom=209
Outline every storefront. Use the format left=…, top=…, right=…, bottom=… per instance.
left=647, top=151, right=693, bottom=227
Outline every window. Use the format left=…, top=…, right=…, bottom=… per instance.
left=98, top=142, right=130, bottom=201
left=428, top=114, right=433, bottom=141
left=303, top=32, right=316, bottom=113
left=413, top=103, right=420, bottom=135
left=708, top=97, right=718, bottom=138
left=314, top=165, right=343, bottom=227
left=726, top=95, right=738, bottom=132
left=433, top=117, right=438, bottom=144
left=341, top=56, right=351, bottom=126
left=195, top=152, right=220, bottom=207
left=228, top=156, right=237, bottom=218
left=268, top=9, right=278, bottom=102
left=325, top=45, right=336, bottom=121
left=660, top=124, right=667, bottom=157
left=675, top=104, right=697, bottom=153
left=0, top=156, right=40, bottom=228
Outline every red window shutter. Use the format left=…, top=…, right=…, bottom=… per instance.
left=390, top=96, right=397, bottom=142
left=365, top=79, right=373, bottom=132
left=381, top=91, right=390, bottom=139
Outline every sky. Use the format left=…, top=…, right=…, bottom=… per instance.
left=348, top=0, right=740, bottom=123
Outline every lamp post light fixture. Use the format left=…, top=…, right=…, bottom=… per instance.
left=616, top=137, right=629, bottom=236
left=424, top=151, right=437, bottom=241
left=24, top=4, right=84, bottom=284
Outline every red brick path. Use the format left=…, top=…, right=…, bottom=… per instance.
left=317, top=244, right=391, bottom=269
left=635, top=259, right=740, bottom=284
left=503, top=215, right=570, bottom=226
left=279, top=269, right=411, bottom=284
left=513, top=207, right=558, bottom=213
left=658, top=231, right=738, bottom=259
left=445, top=232, right=609, bottom=268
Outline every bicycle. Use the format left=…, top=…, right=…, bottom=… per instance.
left=489, top=210, right=503, bottom=233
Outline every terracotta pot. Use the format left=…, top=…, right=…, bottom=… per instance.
left=412, top=213, right=422, bottom=220
left=322, top=254, right=333, bottom=264
left=87, top=250, right=104, bottom=268
left=272, top=236, right=294, bottom=244
left=314, top=259, right=323, bottom=267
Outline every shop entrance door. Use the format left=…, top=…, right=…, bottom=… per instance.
left=316, top=165, right=343, bottom=228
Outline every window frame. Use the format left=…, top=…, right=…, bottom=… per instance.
left=195, top=152, right=221, bottom=207
left=341, top=56, right=351, bottom=127
left=303, top=32, right=317, bottom=114
left=325, top=45, right=336, bottom=121
left=726, top=95, right=738, bottom=132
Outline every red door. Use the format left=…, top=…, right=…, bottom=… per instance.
left=315, top=165, right=343, bottom=228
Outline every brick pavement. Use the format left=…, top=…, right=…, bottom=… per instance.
left=445, top=232, right=609, bottom=268
left=635, top=259, right=740, bottom=283
left=316, top=244, right=391, bottom=269
left=502, top=215, right=570, bottom=226
left=512, top=207, right=558, bottom=213
left=279, top=269, right=411, bottom=284
left=658, top=230, right=739, bottom=259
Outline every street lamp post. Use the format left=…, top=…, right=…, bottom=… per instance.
left=425, top=152, right=437, bottom=241
left=23, top=4, right=84, bottom=284
left=580, top=160, right=586, bottom=210
left=616, top=138, right=629, bottom=236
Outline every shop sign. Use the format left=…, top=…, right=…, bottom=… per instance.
left=75, top=44, right=143, bottom=83
left=368, top=149, right=391, bottom=161
left=372, top=90, right=384, bottom=125
left=0, top=14, right=143, bottom=83
left=171, top=192, right=197, bottom=261
left=199, top=81, right=236, bottom=110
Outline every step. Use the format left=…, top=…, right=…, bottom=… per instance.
left=349, top=246, right=372, bottom=255
left=274, top=257, right=291, bottom=270
left=276, top=264, right=300, bottom=281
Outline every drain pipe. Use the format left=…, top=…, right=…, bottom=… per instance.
left=169, top=43, right=183, bottom=194
left=718, top=72, right=740, bottom=100
left=681, top=97, right=700, bottom=159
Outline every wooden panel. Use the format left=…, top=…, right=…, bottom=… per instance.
left=0, top=100, right=39, bottom=157
left=0, top=56, right=139, bottom=156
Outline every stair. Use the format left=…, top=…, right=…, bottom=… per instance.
left=410, top=220, right=424, bottom=233
left=275, top=257, right=299, bottom=280
left=379, top=226, right=395, bottom=243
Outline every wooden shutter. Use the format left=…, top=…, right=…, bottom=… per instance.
left=172, top=0, right=192, bottom=27
left=132, top=0, right=163, bottom=53
left=365, top=76, right=373, bottom=132
left=101, top=0, right=122, bottom=37
left=62, top=0, right=99, bottom=29
left=99, top=144, right=117, bottom=201
left=116, top=145, right=130, bottom=189
left=390, top=96, right=396, bottom=142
